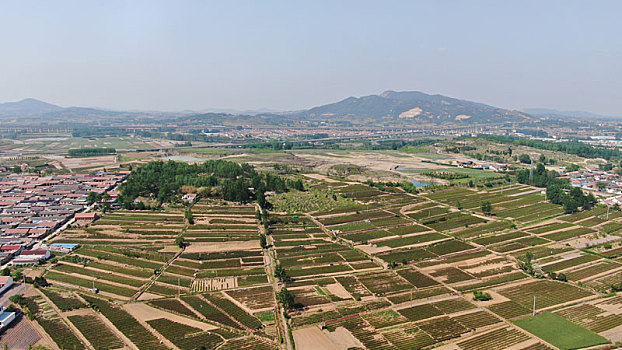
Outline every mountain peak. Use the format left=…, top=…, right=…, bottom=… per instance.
left=0, top=98, right=62, bottom=115
left=289, top=90, right=531, bottom=124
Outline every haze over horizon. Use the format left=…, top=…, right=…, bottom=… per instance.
left=1, top=1, right=621, bottom=115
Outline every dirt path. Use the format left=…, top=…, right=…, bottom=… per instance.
left=261, top=204, right=292, bottom=350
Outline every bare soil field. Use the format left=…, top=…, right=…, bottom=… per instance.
left=54, top=155, right=119, bottom=169
left=293, top=326, right=363, bottom=350
left=123, top=302, right=218, bottom=331
left=184, top=240, right=260, bottom=253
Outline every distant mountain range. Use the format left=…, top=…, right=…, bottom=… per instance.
left=0, top=98, right=156, bottom=125
left=1, top=93, right=618, bottom=126
left=523, top=108, right=622, bottom=121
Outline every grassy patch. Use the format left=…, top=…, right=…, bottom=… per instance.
left=256, top=311, right=275, bottom=322
left=514, top=312, right=609, bottom=350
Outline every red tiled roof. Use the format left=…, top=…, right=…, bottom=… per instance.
left=21, top=250, right=48, bottom=255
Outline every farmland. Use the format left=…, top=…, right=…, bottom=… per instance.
left=28, top=164, right=622, bottom=350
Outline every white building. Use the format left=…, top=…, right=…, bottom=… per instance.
left=0, top=309, right=16, bottom=330
left=0, top=276, right=13, bottom=295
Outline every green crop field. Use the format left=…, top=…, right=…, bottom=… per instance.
left=515, top=312, right=610, bottom=349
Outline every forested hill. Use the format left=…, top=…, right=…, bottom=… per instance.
left=117, top=160, right=303, bottom=208
left=284, top=90, right=532, bottom=124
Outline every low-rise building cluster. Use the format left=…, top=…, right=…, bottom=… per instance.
left=0, top=172, right=127, bottom=266
left=564, top=169, right=622, bottom=194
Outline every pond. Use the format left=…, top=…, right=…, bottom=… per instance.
left=410, top=180, right=432, bottom=187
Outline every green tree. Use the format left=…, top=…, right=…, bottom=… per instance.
left=9, top=295, right=23, bottom=304
left=86, top=192, right=102, bottom=205
left=519, top=154, right=531, bottom=164
left=277, top=288, right=296, bottom=310
left=473, top=290, right=492, bottom=301
left=546, top=185, right=565, bottom=204
left=274, top=264, right=290, bottom=282
left=256, top=190, right=267, bottom=210
left=12, top=270, right=23, bottom=281
left=480, top=201, right=492, bottom=215
left=259, top=234, right=268, bottom=249
left=184, top=208, right=194, bottom=225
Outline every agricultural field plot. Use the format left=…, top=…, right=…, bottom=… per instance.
left=45, top=243, right=174, bottom=299
left=81, top=294, right=274, bottom=349
left=146, top=318, right=226, bottom=350
left=203, top=292, right=264, bottom=329
left=451, top=220, right=513, bottom=239
left=39, top=287, right=86, bottom=311
left=226, top=285, right=276, bottom=311
left=539, top=253, right=601, bottom=273
left=59, top=210, right=186, bottom=245
left=48, top=209, right=185, bottom=298
left=494, top=279, right=595, bottom=313
left=270, top=186, right=364, bottom=213
left=38, top=174, right=622, bottom=349
left=68, top=314, right=126, bottom=349
left=554, top=303, right=622, bottom=334
left=455, top=326, right=532, bottom=350
left=334, top=183, right=386, bottom=200
left=271, top=214, right=381, bottom=279
left=564, top=261, right=622, bottom=281
left=585, top=269, right=622, bottom=292
left=11, top=295, right=73, bottom=349
left=181, top=294, right=243, bottom=329
left=423, top=185, right=561, bottom=226
left=7, top=135, right=169, bottom=154
left=169, top=203, right=270, bottom=292
left=515, top=312, right=610, bottom=350
left=38, top=317, right=86, bottom=350
left=411, top=247, right=524, bottom=289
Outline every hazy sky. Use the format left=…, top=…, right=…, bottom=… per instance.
left=1, top=1, right=621, bottom=115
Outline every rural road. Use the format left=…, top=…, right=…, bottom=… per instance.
left=258, top=206, right=293, bottom=350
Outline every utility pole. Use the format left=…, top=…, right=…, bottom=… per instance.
left=607, top=206, right=610, bottom=220
left=533, top=295, right=536, bottom=316
left=529, top=157, right=534, bottom=185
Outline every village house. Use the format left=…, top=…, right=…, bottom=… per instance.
left=0, top=276, right=13, bottom=295
left=74, top=212, right=97, bottom=226
left=0, top=307, right=15, bottom=330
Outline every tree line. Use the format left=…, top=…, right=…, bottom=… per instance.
left=68, top=147, right=116, bottom=157
left=480, top=135, right=621, bottom=160
left=516, top=163, right=596, bottom=213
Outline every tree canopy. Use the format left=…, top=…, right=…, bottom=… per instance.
left=118, top=160, right=303, bottom=208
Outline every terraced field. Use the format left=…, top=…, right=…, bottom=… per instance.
left=37, top=178, right=622, bottom=350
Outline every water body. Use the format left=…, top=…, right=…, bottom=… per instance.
left=410, top=180, right=432, bottom=187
